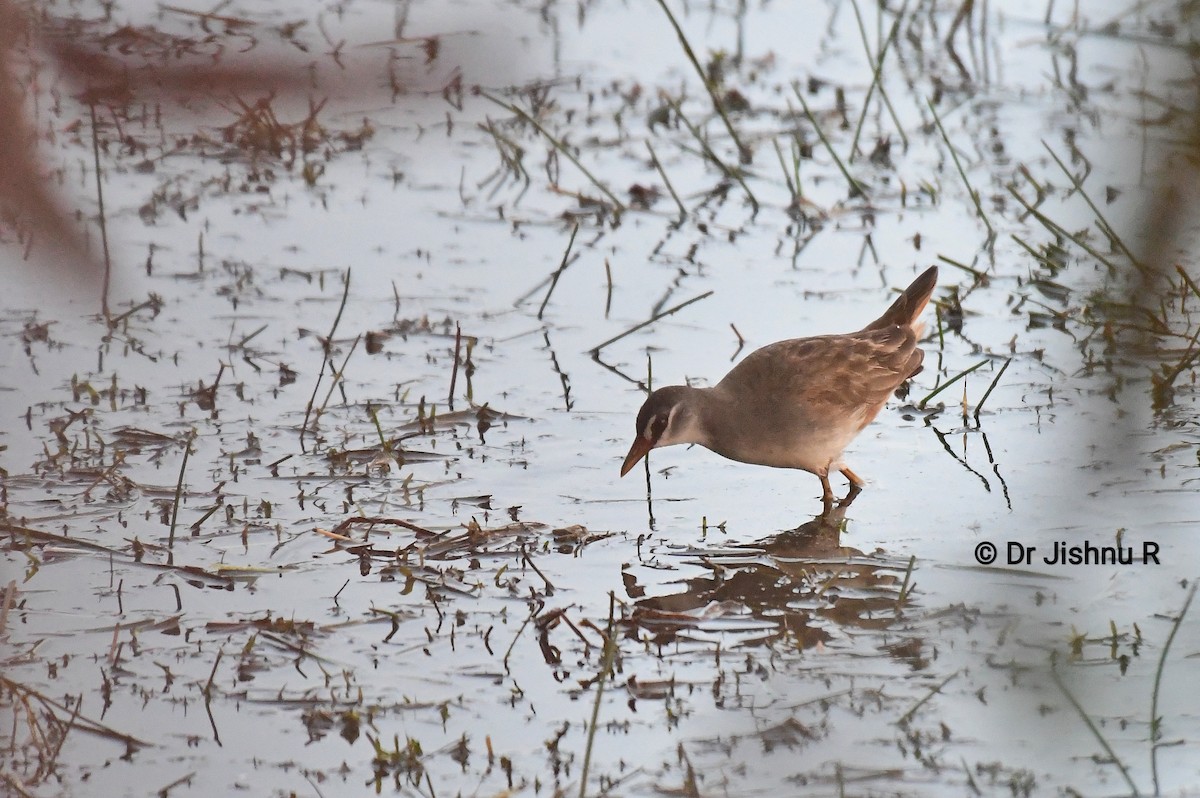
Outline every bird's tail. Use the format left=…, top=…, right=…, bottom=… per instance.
left=863, top=266, right=938, bottom=334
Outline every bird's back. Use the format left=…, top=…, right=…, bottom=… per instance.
left=703, top=268, right=937, bottom=471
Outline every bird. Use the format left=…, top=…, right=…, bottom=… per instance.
left=620, top=266, right=938, bottom=514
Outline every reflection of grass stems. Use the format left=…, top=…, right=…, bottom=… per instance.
left=646, top=141, right=687, bottom=221
left=666, top=97, right=758, bottom=211
left=792, top=84, right=867, bottom=198
left=972, top=357, right=1011, bottom=424
left=589, top=290, right=714, bottom=355
left=1151, top=581, right=1197, bottom=794
left=848, top=0, right=908, bottom=160
left=927, top=98, right=993, bottom=238
left=579, top=593, right=617, bottom=798
left=301, top=269, right=352, bottom=452
left=168, top=430, right=196, bottom=551
left=919, top=358, right=988, bottom=409
left=1050, top=662, right=1140, bottom=796
left=538, top=223, right=580, bottom=320
left=652, top=0, right=750, bottom=162
left=480, top=91, right=625, bottom=212
left=1006, top=185, right=1121, bottom=273
left=1042, top=141, right=1147, bottom=274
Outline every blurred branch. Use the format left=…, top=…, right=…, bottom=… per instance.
left=0, top=0, right=313, bottom=276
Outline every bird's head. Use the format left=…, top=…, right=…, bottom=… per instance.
left=620, top=385, right=701, bottom=476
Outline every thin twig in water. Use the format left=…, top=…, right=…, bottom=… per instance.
left=89, top=103, right=113, bottom=320
left=314, top=333, right=362, bottom=424
left=604, top=258, right=614, bottom=318
left=897, top=669, right=958, bottom=726
left=480, top=91, right=625, bottom=212
left=972, top=357, right=1011, bottom=424
left=448, top=322, right=462, bottom=410
left=895, top=554, right=917, bottom=610
left=937, top=253, right=987, bottom=281
left=848, top=0, right=909, bottom=160
left=538, top=223, right=581, bottom=320
left=0, top=580, right=15, bottom=635
left=1006, top=184, right=1121, bottom=273
left=927, top=98, right=993, bottom=239
left=301, top=269, right=352, bottom=452
left=1010, top=234, right=1064, bottom=271
left=1150, top=580, right=1197, bottom=794
left=235, top=323, right=268, bottom=350
left=589, top=290, right=714, bottom=355
left=652, top=0, right=751, bottom=162
left=1050, top=661, right=1141, bottom=797
left=1042, top=140, right=1147, bottom=274
left=646, top=141, right=687, bottom=221
left=791, top=85, right=867, bottom=198
left=772, top=137, right=799, bottom=205
left=666, top=96, right=758, bottom=211
left=0, top=676, right=151, bottom=749
left=522, top=547, right=556, bottom=594
left=203, top=646, right=224, bottom=701
left=168, top=430, right=196, bottom=553
left=366, top=403, right=391, bottom=454
left=502, top=605, right=535, bottom=673
left=1177, top=264, right=1200, bottom=303
left=919, top=358, right=988, bottom=409
left=579, top=592, right=617, bottom=798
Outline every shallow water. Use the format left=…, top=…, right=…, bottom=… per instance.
left=3, top=0, right=1200, bottom=795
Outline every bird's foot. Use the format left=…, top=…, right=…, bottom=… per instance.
left=837, top=483, right=862, bottom=509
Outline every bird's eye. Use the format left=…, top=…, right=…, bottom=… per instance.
left=649, top=414, right=668, bottom=440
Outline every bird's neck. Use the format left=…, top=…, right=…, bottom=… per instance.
left=670, top=385, right=734, bottom=449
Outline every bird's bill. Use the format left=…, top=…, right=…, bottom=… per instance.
left=620, top=436, right=653, bottom=477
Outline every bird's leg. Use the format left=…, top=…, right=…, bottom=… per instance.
left=818, top=473, right=835, bottom=517
left=840, top=466, right=865, bottom=489
left=838, top=466, right=864, bottom=507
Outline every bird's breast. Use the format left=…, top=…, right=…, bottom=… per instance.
left=699, top=402, right=864, bottom=474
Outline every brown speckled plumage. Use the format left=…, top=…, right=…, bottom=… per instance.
left=621, top=266, right=938, bottom=513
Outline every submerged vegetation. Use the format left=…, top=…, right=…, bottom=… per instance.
left=2, top=0, right=1200, bottom=795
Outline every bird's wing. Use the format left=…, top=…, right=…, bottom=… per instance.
left=717, top=327, right=922, bottom=418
